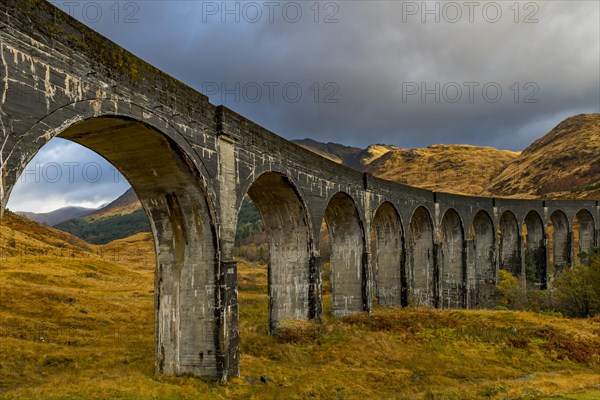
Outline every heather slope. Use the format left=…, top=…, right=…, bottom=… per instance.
left=365, top=144, right=519, bottom=195
left=294, top=114, right=600, bottom=199
left=487, top=114, right=600, bottom=199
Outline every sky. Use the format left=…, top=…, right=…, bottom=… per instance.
left=7, top=0, right=600, bottom=213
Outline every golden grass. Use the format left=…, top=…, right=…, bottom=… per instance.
left=1, top=212, right=600, bottom=399
left=364, top=144, right=520, bottom=196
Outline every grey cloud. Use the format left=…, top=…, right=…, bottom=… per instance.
left=59, top=1, right=598, bottom=150
left=7, top=139, right=130, bottom=212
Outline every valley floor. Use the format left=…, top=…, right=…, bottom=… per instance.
left=0, top=232, right=599, bottom=399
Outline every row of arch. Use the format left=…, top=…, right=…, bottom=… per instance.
left=244, top=172, right=598, bottom=326
left=377, top=206, right=596, bottom=307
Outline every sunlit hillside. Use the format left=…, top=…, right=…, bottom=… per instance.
left=295, top=138, right=520, bottom=196
left=364, top=144, right=519, bottom=196
left=295, top=114, right=600, bottom=199
left=1, top=212, right=599, bottom=399
left=83, top=188, right=142, bottom=219
left=487, top=114, right=600, bottom=199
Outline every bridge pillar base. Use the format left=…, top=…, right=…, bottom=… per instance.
left=309, top=255, right=323, bottom=322
left=217, top=259, right=240, bottom=381
left=362, top=251, right=373, bottom=313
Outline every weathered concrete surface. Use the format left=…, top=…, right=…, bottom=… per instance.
left=325, top=192, right=367, bottom=316
left=0, top=0, right=599, bottom=381
left=498, top=211, right=521, bottom=277
left=524, top=211, right=547, bottom=289
left=407, top=206, right=436, bottom=307
left=470, top=211, right=495, bottom=307
left=439, top=209, right=465, bottom=309
left=574, top=209, right=595, bottom=266
left=372, top=202, right=404, bottom=307
left=548, top=210, right=570, bottom=278
left=246, top=172, right=312, bottom=332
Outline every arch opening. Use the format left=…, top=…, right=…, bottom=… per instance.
left=407, top=206, right=435, bottom=307
left=523, top=211, right=546, bottom=290
left=242, top=172, right=312, bottom=333
left=498, top=211, right=520, bottom=278
left=323, top=193, right=366, bottom=316
left=573, top=209, right=595, bottom=266
left=548, top=211, right=570, bottom=279
left=371, top=202, right=405, bottom=307
left=471, top=211, right=495, bottom=308
left=2, top=116, right=219, bottom=378
left=439, top=209, right=465, bottom=309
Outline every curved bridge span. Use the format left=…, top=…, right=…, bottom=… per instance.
left=1, top=0, right=598, bottom=381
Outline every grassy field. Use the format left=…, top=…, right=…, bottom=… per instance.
left=1, top=212, right=599, bottom=399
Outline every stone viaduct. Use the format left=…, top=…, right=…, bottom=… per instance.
left=1, top=0, right=598, bottom=381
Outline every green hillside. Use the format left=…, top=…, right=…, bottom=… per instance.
left=55, top=208, right=150, bottom=245
left=235, top=196, right=263, bottom=245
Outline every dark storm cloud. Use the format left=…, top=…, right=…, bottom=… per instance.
left=61, top=0, right=598, bottom=150
left=11, top=1, right=600, bottom=211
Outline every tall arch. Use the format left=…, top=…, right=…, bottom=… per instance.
left=371, top=202, right=404, bottom=307
left=3, top=116, right=219, bottom=378
left=439, top=209, right=465, bottom=309
left=243, top=172, right=312, bottom=332
left=523, top=211, right=546, bottom=290
left=471, top=210, right=495, bottom=307
left=548, top=210, right=570, bottom=278
left=498, top=211, right=521, bottom=277
left=407, top=206, right=435, bottom=307
left=573, top=209, right=595, bottom=266
left=323, top=192, right=366, bottom=316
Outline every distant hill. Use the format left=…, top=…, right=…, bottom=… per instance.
left=292, top=139, right=399, bottom=169
left=292, top=138, right=362, bottom=166
left=84, top=187, right=141, bottom=219
left=294, top=114, right=600, bottom=199
left=486, top=114, right=600, bottom=199
left=55, top=188, right=149, bottom=245
left=364, top=144, right=519, bottom=196
left=294, top=140, right=520, bottom=196
left=16, top=206, right=95, bottom=226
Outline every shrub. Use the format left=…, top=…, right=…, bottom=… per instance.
left=526, top=289, right=553, bottom=313
left=550, top=257, right=600, bottom=317
left=497, top=270, right=527, bottom=309
left=496, top=251, right=600, bottom=318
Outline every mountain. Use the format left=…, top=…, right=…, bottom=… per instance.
left=292, top=138, right=363, bottom=166
left=364, top=144, right=519, bottom=196
left=294, top=140, right=520, bottom=196
left=16, top=206, right=95, bottom=227
left=486, top=114, right=600, bottom=199
left=55, top=188, right=149, bottom=245
left=292, top=139, right=401, bottom=169
left=84, top=187, right=142, bottom=219
left=294, top=114, right=599, bottom=199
